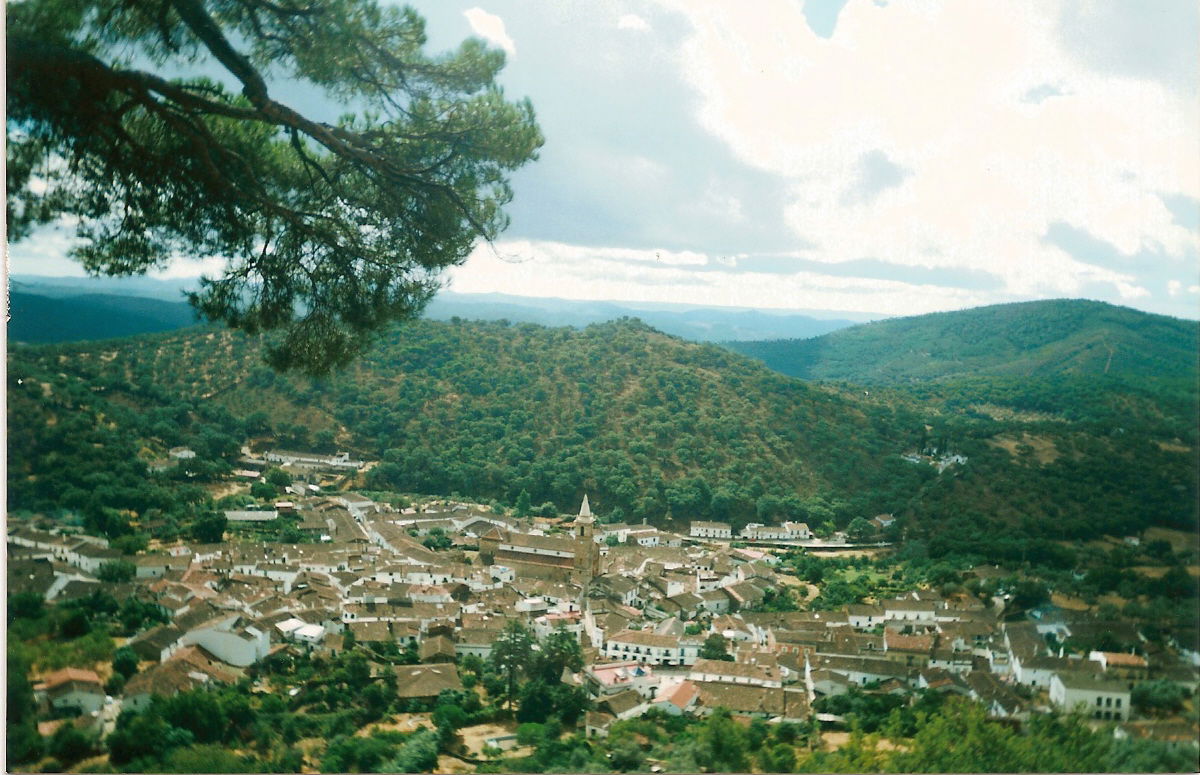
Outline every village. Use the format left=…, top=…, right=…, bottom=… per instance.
left=8, top=446, right=1199, bottom=766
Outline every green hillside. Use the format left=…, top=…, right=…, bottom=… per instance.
left=7, top=316, right=1197, bottom=563
left=726, top=299, right=1200, bottom=384
left=8, top=291, right=200, bottom=344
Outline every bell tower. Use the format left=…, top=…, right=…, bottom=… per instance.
left=572, top=494, right=599, bottom=585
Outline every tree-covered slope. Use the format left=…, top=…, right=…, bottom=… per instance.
left=8, top=292, right=200, bottom=344
left=727, top=299, right=1199, bottom=384
left=8, top=317, right=1197, bottom=558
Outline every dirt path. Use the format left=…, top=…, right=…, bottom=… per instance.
left=354, top=713, right=432, bottom=736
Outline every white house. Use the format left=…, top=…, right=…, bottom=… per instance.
left=846, top=604, right=885, bottom=629
left=737, top=522, right=811, bottom=541
left=1049, top=673, right=1131, bottom=722
left=810, top=655, right=913, bottom=687
left=180, top=616, right=270, bottom=667
left=224, top=510, right=279, bottom=522
left=739, top=523, right=786, bottom=541
left=602, top=630, right=701, bottom=667
left=275, top=618, right=307, bottom=641
left=781, top=521, right=813, bottom=539
left=63, top=541, right=122, bottom=574
left=698, top=589, right=732, bottom=615
left=687, top=658, right=782, bottom=688
left=1012, top=655, right=1098, bottom=688
left=882, top=598, right=938, bottom=622
left=650, top=680, right=701, bottom=715
left=690, top=521, right=732, bottom=540
left=586, top=662, right=661, bottom=699
left=455, top=629, right=501, bottom=661
left=292, top=623, right=326, bottom=647
left=38, top=668, right=105, bottom=715
left=264, top=449, right=364, bottom=469
left=336, top=493, right=378, bottom=516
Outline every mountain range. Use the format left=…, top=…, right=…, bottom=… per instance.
left=726, top=299, right=1199, bottom=384
left=7, top=275, right=862, bottom=345
left=8, top=299, right=1197, bottom=564
left=8, top=291, right=202, bottom=344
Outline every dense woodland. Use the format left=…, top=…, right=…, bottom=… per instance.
left=8, top=292, right=200, bottom=345
left=7, top=310, right=1198, bottom=562
left=727, top=298, right=1200, bottom=383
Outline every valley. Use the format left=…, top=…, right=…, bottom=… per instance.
left=7, top=303, right=1198, bottom=773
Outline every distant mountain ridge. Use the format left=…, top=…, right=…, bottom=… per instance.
left=726, top=299, right=1200, bottom=384
left=422, top=293, right=862, bottom=341
left=8, top=274, right=863, bottom=344
left=8, top=291, right=201, bottom=344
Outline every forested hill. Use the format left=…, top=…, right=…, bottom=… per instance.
left=8, top=317, right=1197, bottom=562
left=8, top=291, right=200, bottom=344
left=726, top=299, right=1199, bottom=384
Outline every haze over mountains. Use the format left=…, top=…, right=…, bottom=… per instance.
left=8, top=275, right=864, bottom=345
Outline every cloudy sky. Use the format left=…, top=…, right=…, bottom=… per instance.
left=10, top=0, right=1200, bottom=319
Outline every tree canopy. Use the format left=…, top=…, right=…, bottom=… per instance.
left=7, top=0, right=543, bottom=373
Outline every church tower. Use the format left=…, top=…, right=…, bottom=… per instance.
left=572, top=494, right=600, bottom=585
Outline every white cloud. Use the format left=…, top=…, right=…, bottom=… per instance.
left=6, top=221, right=83, bottom=277
left=653, top=0, right=1200, bottom=301
left=1168, top=279, right=1183, bottom=296
left=6, top=219, right=229, bottom=280
left=150, top=256, right=227, bottom=280
left=685, top=181, right=746, bottom=223
left=617, top=13, right=650, bottom=31
left=464, top=8, right=516, bottom=57
left=447, top=239, right=1002, bottom=316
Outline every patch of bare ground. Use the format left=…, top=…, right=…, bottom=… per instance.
left=821, top=731, right=906, bottom=752
left=988, top=432, right=1060, bottom=464
left=70, top=754, right=110, bottom=772
left=1058, top=535, right=1124, bottom=552
left=1154, top=440, right=1191, bottom=453
left=971, top=404, right=1064, bottom=423
left=1131, top=565, right=1200, bottom=579
left=1143, top=527, right=1198, bottom=553
left=205, top=482, right=247, bottom=499
left=812, top=548, right=888, bottom=559
left=617, top=376, right=641, bottom=401
left=1051, top=592, right=1091, bottom=611
left=459, top=721, right=524, bottom=758
left=295, top=737, right=325, bottom=772
left=437, top=754, right=475, bottom=773
left=776, top=574, right=820, bottom=601
left=355, top=713, right=432, bottom=737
